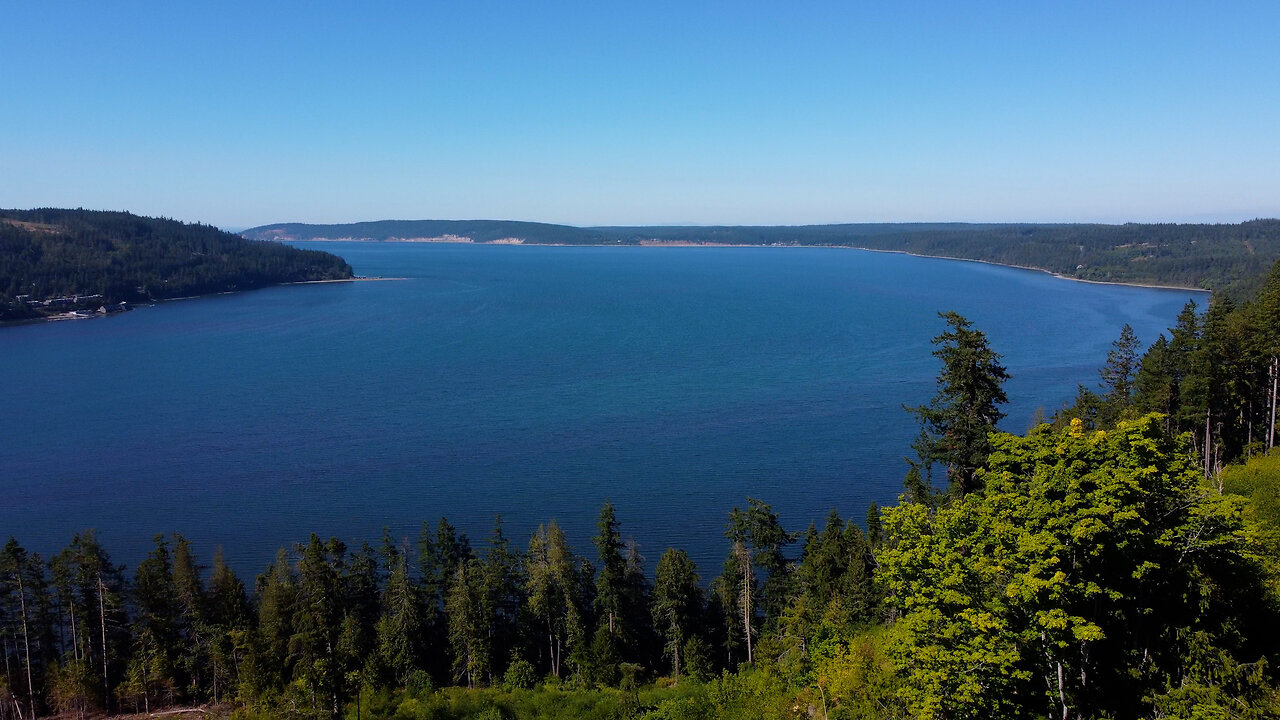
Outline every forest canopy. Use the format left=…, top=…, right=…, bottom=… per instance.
left=0, top=209, right=353, bottom=321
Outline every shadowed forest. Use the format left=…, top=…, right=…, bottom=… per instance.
left=0, top=210, right=352, bottom=322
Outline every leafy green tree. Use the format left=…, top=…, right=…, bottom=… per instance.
left=908, top=311, right=1010, bottom=495
left=879, top=414, right=1275, bottom=720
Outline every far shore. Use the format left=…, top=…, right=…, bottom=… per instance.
left=284, top=276, right=407, bottom=285
left=281, top=237, right=1210, bottom=294
left=1, top=276, right=406, bottom=328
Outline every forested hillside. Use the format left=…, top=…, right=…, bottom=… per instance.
left=244, top=218, right=1280, bottom=299
left=1, top=209, right=354, bottom=321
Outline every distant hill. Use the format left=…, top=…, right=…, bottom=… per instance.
left=2, top=209, right=354, bottom=322
left=243, top=219, right=611, bottom=245
left=244, top=218, right=1280, bottom=298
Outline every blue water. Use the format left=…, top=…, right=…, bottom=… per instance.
left=1, top=243, right=1202, bottom=578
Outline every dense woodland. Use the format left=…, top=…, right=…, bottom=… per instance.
left=243, top=218, right=1280, bottom=299
left=0, top=210, right=353, bottom=321
left=6, top=260, right=1280, bottom=719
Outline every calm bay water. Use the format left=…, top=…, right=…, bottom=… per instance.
left=1, top=243, right=1203, bottom=577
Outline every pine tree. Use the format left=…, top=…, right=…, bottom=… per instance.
left=479, top=516, right=522, bottom=683
left=1099, top=324, right=1141, bottom=423
left=524, top=522, right=589, bottom=679
left=651, top=549, right=702, bottom=684
left=374, top=554, right=423, bottom=689
left=908, top=311, right=1010, bottom=495
left=445, top=562, right=487, bottom=689
left=1, top=539, right=40, bottom=720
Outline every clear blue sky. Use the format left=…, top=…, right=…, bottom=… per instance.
left=3, top=1, right=1278, bottom=228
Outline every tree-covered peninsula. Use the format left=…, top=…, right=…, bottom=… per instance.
left=244, top=218, right=1280, bottom=299
left=1, top=209, right=354, bottom=322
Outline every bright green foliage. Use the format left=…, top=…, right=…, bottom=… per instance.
left=1223, top=450, right=1280, bottom=592
left=908, top=311, right=1010, bottom=495
left=805, top=626, right=904, bottom=720
left=879, top=414, right=1274, bottom=720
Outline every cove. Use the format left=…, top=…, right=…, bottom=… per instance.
left=0, top=242, right=1204, bottom=576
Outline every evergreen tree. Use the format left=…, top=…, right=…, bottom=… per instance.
left=373, top=554, right=423, bottom=689
left=908, top=311, right=1010, bottom=494
left=291, top=535, right=347, bottom=719
left=170, top=535, right=207, bottom=702
left=445, top=562, right=488, bottom=689
left=205, top=547, right=249, bottom=705
left=524, top=522, right=589, bottom=680
left=592, top=502, right=627, bottom=639
left=131, top=535, right=181, bottom=710
left=250, top=549, right=296, bottom=698
left=1, top=539, right=42, bottom=720
left=479, top=516, right=522, bottom=684
left=1098, top=323, right=1141, bottom=424
left=651, top=549, right=702, bottom=684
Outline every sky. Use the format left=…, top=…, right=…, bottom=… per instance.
left=2, top=1, right=1278, bottom=229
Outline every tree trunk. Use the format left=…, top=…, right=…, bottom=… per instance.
left=1204, top=409, right=1212, bottom=479
left=67, top=594, right=80, bottom=662
left=1264, top=353, right=1274, bottom=448
left=2, top=634, right=13, bottom=709
left=673, top=638, right=681, bottom=686
left=735, top=542, right=754, bottom=665
left=15, top=568, right=34, bottom=720
left=97, top=574, right=109, bottom=713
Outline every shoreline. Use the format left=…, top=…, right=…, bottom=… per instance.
left=1, top=276, right=400, bottom=328
left=844, top=245, right=1210, bottom=294
left=284, top=238, right=1211, bottom=294
left=284, top=276, right=407, bottom=285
